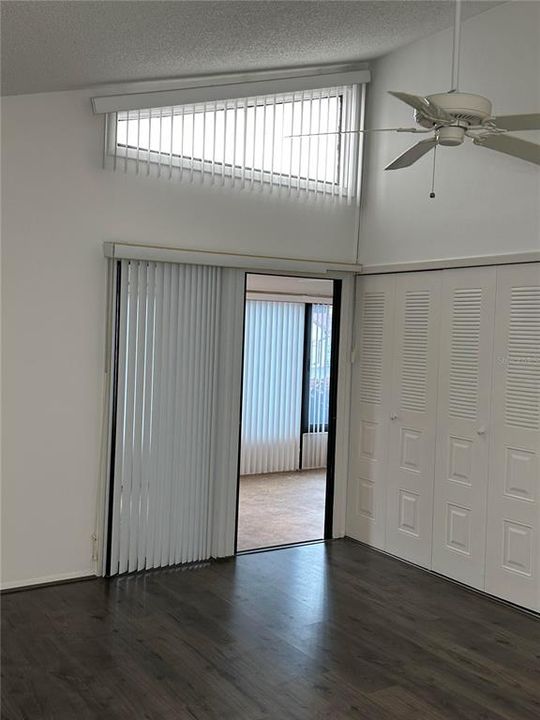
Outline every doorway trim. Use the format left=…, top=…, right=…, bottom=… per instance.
left=97, top=243, right=355, bottom=572
left=324, top=279, right=342, bottom=539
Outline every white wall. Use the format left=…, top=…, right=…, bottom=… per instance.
left=359, top=1, right=540, bottom=266
left=1, top=89, right=359, bottom=587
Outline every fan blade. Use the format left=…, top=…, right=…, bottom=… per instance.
left=287, top=127, right=425, bottom=138
left=385, top=138, right=437, bottom=170
left=492, top=113, right=540, bottom=131
left=473, top=135, right=540, bottom=165
left=388, top=91, right=453, bottom=124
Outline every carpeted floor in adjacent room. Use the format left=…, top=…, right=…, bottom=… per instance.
left=237, top=468, right=326, bottom=551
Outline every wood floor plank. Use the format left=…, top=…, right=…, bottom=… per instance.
left=2, top=540, right=539, bottom=720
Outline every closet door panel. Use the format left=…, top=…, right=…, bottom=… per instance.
left=432, top=267, right=496, bottom=589
left=347, top=275, right=395, bottom=549
left=486, top=263, right=540, bottom=611
left=385, top=272, right=441, bottom=568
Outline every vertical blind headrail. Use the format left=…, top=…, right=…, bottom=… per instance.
left=91, top=66, right=371, bottom=114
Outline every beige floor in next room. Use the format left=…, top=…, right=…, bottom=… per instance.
left=237, top=469, right=326, bottom=551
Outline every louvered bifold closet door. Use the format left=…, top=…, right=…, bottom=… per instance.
left=385, top=272, right=442, bottom=568
left=346, top=275, right=396, bottom=549
left=108, top=260, right=244, bottom=576
left=485, top=263, right=540, bottom=611
left=240, top=301, right=304, bottom=475
left=432, top=268, right=496, bottom=589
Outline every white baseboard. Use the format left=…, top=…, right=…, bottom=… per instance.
left=1, top=569, right=96, bottom=592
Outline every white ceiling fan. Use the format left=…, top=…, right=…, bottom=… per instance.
left=293, top=0, right=540, bottom=172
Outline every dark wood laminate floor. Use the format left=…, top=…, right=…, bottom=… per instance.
left=2, top=540, right=539, bottom=720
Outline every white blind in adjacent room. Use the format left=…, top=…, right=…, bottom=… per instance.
left=106, top=259, right=244, bottom=575
left=240, top=300, right=304, bottom=475
left=104, top=84, right=363, bottom=201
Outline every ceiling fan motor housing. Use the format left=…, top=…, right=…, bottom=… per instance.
left=415, top=92, right=493, bottom=135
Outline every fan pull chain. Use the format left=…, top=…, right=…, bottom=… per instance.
left=429, top=142, right=438, bottom=198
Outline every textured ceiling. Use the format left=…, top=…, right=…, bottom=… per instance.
left=1, top=1, right=501, bottom=96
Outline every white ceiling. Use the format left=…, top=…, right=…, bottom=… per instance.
left=1, top=1, right=500, bottom=97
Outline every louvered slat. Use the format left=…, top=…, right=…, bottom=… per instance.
left=505, top=286, right=540, bottom=429
left=448, top=288, right=482, bottom=420
left=359, top=292, right=385, bottom=404
left=400, top=290, right=430, bottom=413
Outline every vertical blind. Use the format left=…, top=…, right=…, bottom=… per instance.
left=105, top=84, right=362, bottom=201
left=106, top=260, right=244, bottom=575
left=240, top=300, right=304, bottom=475
left=301, top=303, right=333, bottom=469
left=308, top=304, right=333, bottom=432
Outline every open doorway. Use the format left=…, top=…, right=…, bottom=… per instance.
left=236, top=273, right=341, bottom=552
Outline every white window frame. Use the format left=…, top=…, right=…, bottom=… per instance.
left=104, top=82, right=365, bottom=200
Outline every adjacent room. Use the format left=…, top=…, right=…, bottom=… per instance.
left=237, top=274, right=336, bottom=551
left=2, top=2, right=539, bottom=719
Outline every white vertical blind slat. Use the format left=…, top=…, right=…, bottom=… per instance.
left=306, top=93, right=314, bottom=196
left=136, top=109, right=141, bottom=174
left=222, top=102, right=228, bottom=186
left=287, top=92, right=295, bottom=194
left=156, top=264, right=171, bottom=566
left=251, top=97, right=258, bottom=188
left=129, top=261, right=147, bottom=571
left=324, top=90, right=332, bottom=192
left=332, top=89, right=340, bottom=199
left=111, top=112, right=118, bottom=172
left=123, top=110, right=130, bottom=173
left=260, top=97, right=267, bottom=191
left=156, top=108, right=163, bottom=177
left=346, top=86, right=356, bottom=205
left=178, top=106, right=185, bottom=182
left=118, top=262, right=137, bottom=574
left=146, top=113, right=152, bottom=176
left=145, top=262, right=162, bottom=568
left=232, top=99, right=238, bottom=189
left=241, top=98, right=248, bottom=188
left=205, top=268, right=221, bottom=557
left=297, top=90, right=305, bottom=195
left=169, top=108, right=174, bottom=179
left=170, top=264, right=186, bottom=565
left=190, top=108, right=196, bottom=183
left=192, top=266, right=206, bottom=561
left=315, top=92, right=323, bottom=195
left=211, top=104, right=217, bottom=183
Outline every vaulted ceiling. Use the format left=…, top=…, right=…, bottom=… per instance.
left=1, top=1, right=501, bottom=96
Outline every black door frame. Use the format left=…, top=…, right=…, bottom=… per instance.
left=324, top=279, right=341, bottom=540
left=234, top=273, right=342, bottom=553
